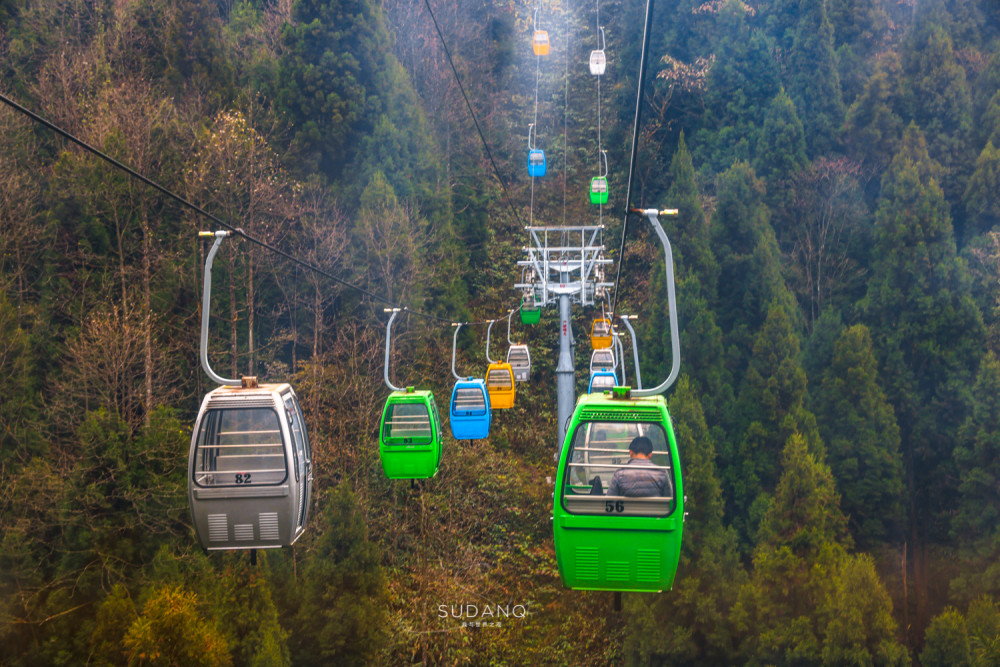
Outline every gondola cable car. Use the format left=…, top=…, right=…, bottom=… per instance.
left=521, top=292, right=542, bottom=325
left=590, top=150, right=609, bottom=205
left=189, top=231, right=312, bottom=552
left=378, top=308, right=443, bottom=479
left=448, top=323, right=491, bottom=440
left=528, top=123, right=546, bottom=177
left=591, top=315, right=613, bottom=349
left=533, top=7, right=550, bottom=56
left=590, top=347, right=616, bottom=375
left=588, top=369, right=618, bottom=393
left=553, top=208, right=685, bottom=593
left=590, top=26, right=607, bottom=75
left=485, top=319, right=516, bottom=409
left=521, top=269, right=542, bottom=324
left=506, top=308, right=532, bottom=383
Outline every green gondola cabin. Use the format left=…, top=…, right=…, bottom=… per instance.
left=379, top=388, right=443, bottom=480
left=553, top=388, right=684, bottom=592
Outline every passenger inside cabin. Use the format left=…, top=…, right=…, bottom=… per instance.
left=607, top=436, right=671, bottom=497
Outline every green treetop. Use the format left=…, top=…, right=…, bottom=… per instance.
left=698, top=0, right=780, bottom=173
left=710, top=161, right=797, bottom=366
left=755, top=89, right=809, bottom=186
left=787, top=0, right=846, bottom=156
left=901, top=22, right=973, bottom=209
left=666, top=132, right=719, bottom=301
left=964, top=141, right=1000, bottom=240
left=844, top=55, right=905, bottom=169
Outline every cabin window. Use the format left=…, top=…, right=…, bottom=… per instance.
left=562, top=421, right=675, bottom=517
left=284, top=395, right=307, bottom=482
left=194, top=408, right=287, bottom=487
left=508, top=348, right=530, bottom=368
left=454, top=387, right=488, bottom=416
left=591, top=350, right=615, bottom=369
left=384, top=402, right=433, bottom=444
left=590, top=374, right=616, bottom=391
left=487, top=369, right=513, bottom=389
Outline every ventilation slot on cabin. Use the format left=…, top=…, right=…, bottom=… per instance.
left=208, top=514, right=228, bottom=542
left=576, top=547, right=599, bottom=580
left=259, top=512, right=280, bottom=541
left=637, top=549, right=661, bottom=583
left=234, top=524, right=254, bottom=541
left=606, top=561, right=629, bottom=582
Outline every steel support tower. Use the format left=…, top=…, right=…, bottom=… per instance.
left=514, top=226, right=614, bottom=451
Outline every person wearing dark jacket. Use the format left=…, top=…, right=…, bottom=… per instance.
left=607, top=436, right=671, bottom=497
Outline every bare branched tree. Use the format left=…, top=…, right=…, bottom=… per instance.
left=787, top=157, right=870, bottom=328
left=54, top=301, right=177, bottom=435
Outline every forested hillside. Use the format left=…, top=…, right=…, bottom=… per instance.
left=3, top=0, right=1000, bottom=664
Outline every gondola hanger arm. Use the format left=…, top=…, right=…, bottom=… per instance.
left=199, top=231, right=241, bottom=387
left=631, top=210, right=680, bottom=397
left=383, top=308, right=404, bottom=392
left=451, top=322, right=463, bottom=381
left=486, top=320, right=497, bottom=364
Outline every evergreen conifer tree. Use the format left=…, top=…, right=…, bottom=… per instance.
left=755, top=89, right=809, bottom=186
left=963, top=141, right=1000, bottom=240
left=820, top=554, right=909, bottom=666
left=726, top=301, right=819, bottom=547
left=901, top=22, right=973, bottom=210
left=291, top=483, right=387, bottom=666
left=860, top=123, right=985, bottom=623
left=732, top=432, right=849, bottom=664
left=787, top=0, right=846, bottom=156
left=844, top=55, right=904, bottom=169
left=816, top=324, right=904, bottom=547
left=710, top=161, right=797, bottom=366
left=666, top=132, right=718, bottom=301
left=698, top=1, right=780, bottom=172
left=215, top=556, right=291, bottom=667
left=950, top=352, right=1000, bottom=602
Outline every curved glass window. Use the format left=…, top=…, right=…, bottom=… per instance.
left=487, top=369, right=513, bottom=389
left=453, top=387, right=488, bottom=416
left=383, top=402, right=433, bottom=444
left=590, top=373, right=616, bottom=392
left=561, top=421, right=675, bottom=517
left=194, top=408, right=287, bottom=487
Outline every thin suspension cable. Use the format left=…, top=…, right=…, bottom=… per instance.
left=610, top=0, right=655, bottom=321
left=421, top=0, right=525, bottom=228
left=530, top=8, right=541, bottom=227
left=0, top=91, right=512, bottom=328
left=596, top=0, right=604, bottom=228
left=562, top=14, right=569, bottom=226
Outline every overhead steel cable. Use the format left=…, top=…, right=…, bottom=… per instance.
left=420, top=0, right=525, bottom=229
left=609, top=0, right=655, bottom=321
left=0, top=91, right=510, bottom=328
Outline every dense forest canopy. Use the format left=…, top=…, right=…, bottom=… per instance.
left=3, top=0, right=1000, bottom=664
